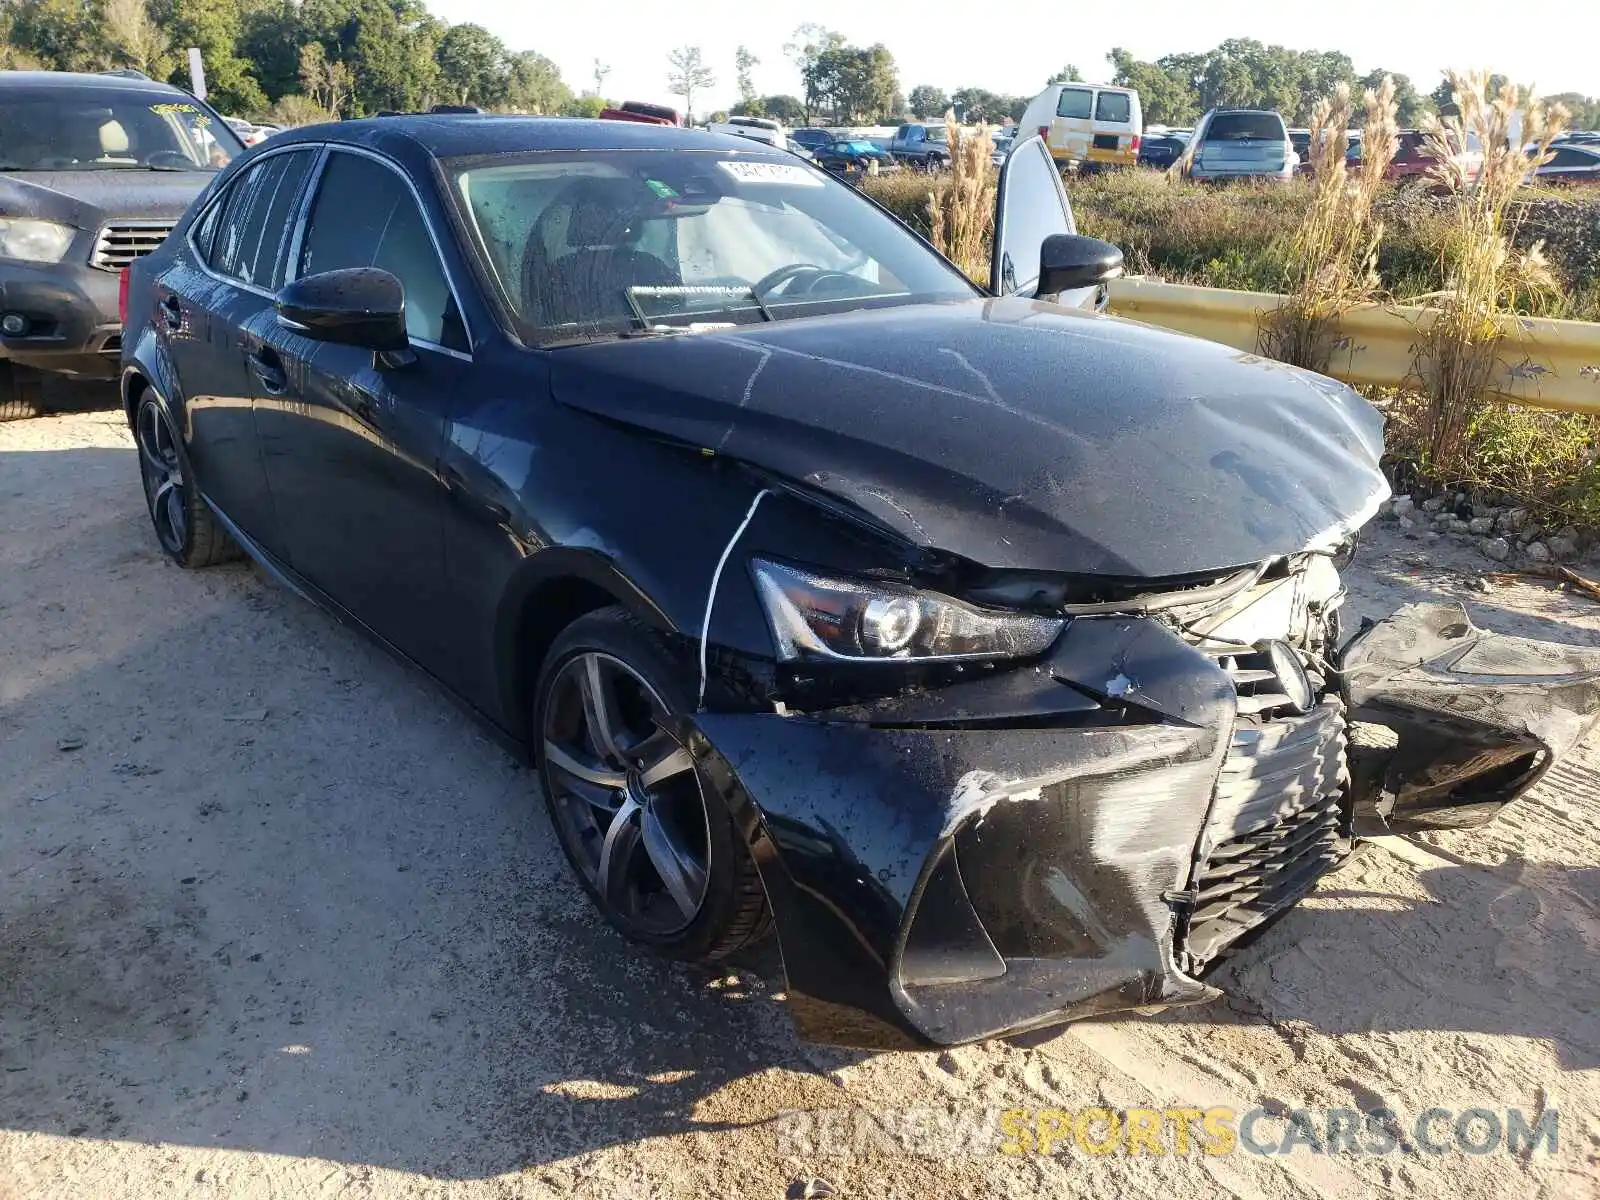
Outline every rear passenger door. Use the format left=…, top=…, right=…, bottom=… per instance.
left=253, top=148, right=474, bottom=680
left=162, top=148, right=317, bottom=553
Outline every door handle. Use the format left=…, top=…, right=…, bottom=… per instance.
left=160, top=294, right=183, bottom=329
left=246, top=350, right=287, bottom=394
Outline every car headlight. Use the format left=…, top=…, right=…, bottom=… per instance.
left=751, top=559, right=1064, bottom=663
left=0, top=218, right=76, bottom=264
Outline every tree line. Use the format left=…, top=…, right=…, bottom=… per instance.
left=3, top=4, right=1597, bottom=131
left=0, top=0, right=582, bottom=122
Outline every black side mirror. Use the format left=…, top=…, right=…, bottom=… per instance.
left=276, top=268, right=409, bottom=352
left=1038, top=234, right=1125, bottom=296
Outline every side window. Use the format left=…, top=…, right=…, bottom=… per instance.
left=1055, top=88, right=1093, bottom=119
left=193, top=194, right=224, bottom=261
left=1095, top=92, right=1131, bottom=123
left=299, top=151, right=465, bottom=351
left=206, top=151, right=315, bottom=289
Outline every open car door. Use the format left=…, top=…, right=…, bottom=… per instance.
left=990, top=134, right=1110, bottom=310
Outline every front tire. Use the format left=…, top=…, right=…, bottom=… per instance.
left=0, top=363, right=43, bottom=423
left=534, top=607, right=769, bottom=963
left=134, top=394, right=240, bottom=568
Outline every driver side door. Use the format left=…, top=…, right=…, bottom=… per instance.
left=989, top=134, right=1098, bottom=310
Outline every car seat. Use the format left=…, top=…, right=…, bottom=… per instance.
left=97, top=120, right=138, bottom=163
left=523, top=177, right=677, bottom=328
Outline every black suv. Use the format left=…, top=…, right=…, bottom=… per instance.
left=0, top=69, right=242, bottom=418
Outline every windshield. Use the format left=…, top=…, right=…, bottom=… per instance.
left=453, top=149, right=977, bottom=343
left=833, top=141, right=879, bottom=155
left=0, top=89, right=240, bottom=171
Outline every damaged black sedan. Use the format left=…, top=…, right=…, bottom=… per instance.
left=120, top=115, right=1600, bottom=1049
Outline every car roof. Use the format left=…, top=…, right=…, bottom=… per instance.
left=0, top=69, right=191, bottom=98
left=269, top=114, right=787, bottom=161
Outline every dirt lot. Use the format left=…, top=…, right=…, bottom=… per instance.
left=3, top=409, right=1599, bottom=1199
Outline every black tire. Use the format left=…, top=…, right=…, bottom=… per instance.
left=0, top=363, right=43, bottom=423
left=133, top=393, right=241, bottom=568
left=534, top=605, right=769, bottom=963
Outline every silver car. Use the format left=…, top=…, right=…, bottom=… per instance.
left=1185, top=109, right=1296, bottom=182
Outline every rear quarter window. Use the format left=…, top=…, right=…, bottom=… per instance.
left=1095, top=93, right=1132, bottom=123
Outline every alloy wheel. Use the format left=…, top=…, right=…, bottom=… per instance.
left=542, top=652, right=711, bottom=935
left=136, top=401, right=188, bottom=553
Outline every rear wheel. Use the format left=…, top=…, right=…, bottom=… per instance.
left=534, top=607, right=768, bottom=962
left=0, top=363, right=43, bottom=422
left=134, top=394, right=240, bottom=568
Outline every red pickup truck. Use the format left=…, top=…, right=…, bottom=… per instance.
left=597, top=100, right=682, bottom=127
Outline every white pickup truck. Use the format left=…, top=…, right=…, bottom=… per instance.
left=705, top=116, right=785, bottom=147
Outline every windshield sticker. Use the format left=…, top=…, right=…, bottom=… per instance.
left=645, top=179, right=678, bottom=199
left=150, top=102, right=201, bottom=116
left=716, top=160, right=823, bottom=187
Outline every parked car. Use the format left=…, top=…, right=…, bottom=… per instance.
left=597, top=101, right=681, bottom=127
left=1016, top=82, right=1142, bottom=169
left=784, top=138, right=816, bottom=161
left=224, top=116, right=269, bottom=147
left=811, top=136, right=900, bottom=182
left=121, top=116, right=1600, bottom=1051
left=706, top=115, right=784, bottom=148
left=1332, top=129, right=1482, bottom=188
left=788, top=127, right=834, bottom=152
left=1138, top=130, right=1189, bottom=170
left=887, top=123, right=951, bottom=169
left=1532, top=141, right=1600, bottom=185
left=1184, top=108, right=1295, bottom=183
left=0, top=68, right=243, bottom=420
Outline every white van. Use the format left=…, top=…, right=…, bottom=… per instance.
left=706, top=115, right=785, bottom=148
left=1016, top=83, right=1142, bottom=169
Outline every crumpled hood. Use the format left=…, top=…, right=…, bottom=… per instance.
left=549, top=297, right=1389, bottom=577
left=0, top=171, right=213, bottom=230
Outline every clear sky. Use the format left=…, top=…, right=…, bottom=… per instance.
left=429, top=0, right=1598, bottom=112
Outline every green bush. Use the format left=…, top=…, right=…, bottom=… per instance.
left=1381, top=392, right=1600, bottom=530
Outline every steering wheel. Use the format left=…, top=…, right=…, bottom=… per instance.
left=752, top=264, right=867, bottom=301
left=146, top=150, right=195, bottom=168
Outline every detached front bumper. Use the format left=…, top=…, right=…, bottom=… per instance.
left=1341, top=601, right=1600, bottom=832
left=0, top=258, right=123, bottom=378
left=691, top=614, right=1349, bottom=1048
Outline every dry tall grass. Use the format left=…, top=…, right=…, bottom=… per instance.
left=926, top=112, right=995, bottom=283
left=1412, top=71, right=1567, bottom=472
left=1259, top=78, right=1398, bottom=371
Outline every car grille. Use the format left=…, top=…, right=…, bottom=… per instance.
left=89, top=221, right=174, bottom=272
left=1181, top=685, right=1351, bottom=969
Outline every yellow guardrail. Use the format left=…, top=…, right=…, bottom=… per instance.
left=1104, top=278, right=1600, bottom=415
